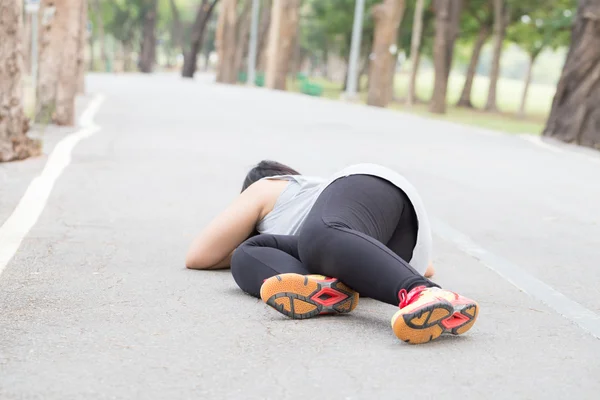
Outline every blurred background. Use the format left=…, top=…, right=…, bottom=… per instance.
left=2, top=0, right=597, bottom=163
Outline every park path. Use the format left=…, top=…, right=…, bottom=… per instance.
left=1, top=73, right=599, bottom=399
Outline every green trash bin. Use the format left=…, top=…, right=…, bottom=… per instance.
left=300, top=80, right=323, bottom=97
left=238, top=72, right=248, bottom=83
left=255, top=72, right=265, bottom=87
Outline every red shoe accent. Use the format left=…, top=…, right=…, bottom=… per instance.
left=310, top=287, right=349, bottom=307
left=441, top=312, right=471, bottom=329
left=398, top=285, right=428, bottom=308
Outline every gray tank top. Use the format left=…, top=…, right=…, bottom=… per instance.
left=256, top=175, right=326, bottom=236
left=255, top=164, right=433, bottom=274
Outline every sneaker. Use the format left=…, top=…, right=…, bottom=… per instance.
left=391, top=286, right=479, bottom=344
left=260, top=273, right=359, bottom=319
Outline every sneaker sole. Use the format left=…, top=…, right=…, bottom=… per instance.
left=391, top=300, right=479, bottom=344
left=260, top=273, right=359, bottom=319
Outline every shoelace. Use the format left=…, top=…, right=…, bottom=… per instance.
left=398, top=285, right=428, bottom=308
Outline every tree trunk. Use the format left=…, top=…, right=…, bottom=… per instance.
left=23, top=12, right=32, bottom=75
left=123, top=41, right=133, bottom=72
left=256, top=0, right=272, bottom=73
left=0, top=0, right=41, bottom=162
left=265, top=0, right=301, bottom=90
left=37, top=0, right=81, bottom=125
left=290, top=20, right=302, bottom=77
left=429, top=0, right=463, bottom=114
left=518, top=54, right=536, bottom=117
left=37, top=0, right=60, bottom=123
left=91, top=0, right=107, bottom=71
left=457, top=24, right=490, bottom=108
left=542, top=0, right=600, bottom=148
left=407, top=0, right=425, bottom=106
left=407, top=50, right=422, bottom=103
left=367, top=0, right=406, bottom=107
left=484, top=0, right=506, bottom=112
left=169, top=0, right=183, bottom=55
left=215, top=0, right=238, bottom=83
left=76, top=0, right=87, bottom=94
left=54, top=0, right=82, bottom=126
left=358, top=56, right=369, bottom=91
left=233, top=0, right=252, bottom=79
left=139, top=0, right=157, bottom=73
left=88, top=21, right=95, bottom=71
left=182, top=0, right=219, bottom=78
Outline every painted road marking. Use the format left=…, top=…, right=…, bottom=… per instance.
left=432, top=217, right=600, bottom=340
left=0, top=94, right=105, bottom=277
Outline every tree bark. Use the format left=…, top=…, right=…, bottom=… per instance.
left=407, top=0, right=425, bottom=106
left=215, top=0, right=238, bottom=83
left=76, top=0, right=87, bottom=94
left=484, top=0, right=506, bottom=112
left=429, top=0, right=463, bottom=114
left=542, top=0, right=600, bottom=148
left=169, top=0, right=183, bottom=56
left=123, top=41, right=133, bottom=72
left=358, top=56, right=370, bottom=91
left=457, top=24, right=490, bottom=108
left=518, top=54, right=536, bottom=117
left=0, top=0, right=41, bottom=162
left=256, top=0, right=272, bottom=72
left=182, top=0, right=219, bottom=78
left=367, top=0, right=406, bottom=107
left=36, top=0, right=81, bottom=126
left=265, top=0, right=301, bottom=90
left=408, top=50, right=422, bottom=103
left=54, top=0, right=81, bottom=126
left=139, top=0, right=157, bottom=73
left=91, top=0, right=107, bottom=71
left=23, top=12, right=32, bottom=75
left=233, top=0, right=252, bottom=79
left=37, top=0, right=60, bottom=123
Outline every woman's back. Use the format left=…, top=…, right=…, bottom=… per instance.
left=256, top=175, right=326, bottom=235
left=254, top=164, right=432, bottom=273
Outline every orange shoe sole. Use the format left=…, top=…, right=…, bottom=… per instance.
left=260, top=273, right=359, bottom=319
left=391, top=299, right=479, bottom=344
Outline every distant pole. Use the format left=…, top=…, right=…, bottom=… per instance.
left=25, top=0, right=41, bottom=107
left=344, top=0, right=365, bottom=99
left=247, top=0, right=261, bottom=86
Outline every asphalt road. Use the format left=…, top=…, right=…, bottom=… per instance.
left=1, top=73, right=599, bottom=399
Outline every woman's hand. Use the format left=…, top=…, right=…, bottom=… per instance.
left=424, top=263, right=435, bottom=278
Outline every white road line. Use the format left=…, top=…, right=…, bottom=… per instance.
left=520, top=134, right=600, bottom=164
left=0, top=94, right=105, bottom=278
left=432, top=217, right=600, bottom=340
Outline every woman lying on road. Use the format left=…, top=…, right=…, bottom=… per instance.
left=186, top=161, right=479, bottom=344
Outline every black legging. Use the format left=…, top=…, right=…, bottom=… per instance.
left=231, top=175, right=438, bottom=306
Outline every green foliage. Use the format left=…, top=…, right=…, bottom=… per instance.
left=89, top=0, right=198, bottom=48
left=507, top=0, right=576, bottom=59
left=300, top=0, right=379, bottom=63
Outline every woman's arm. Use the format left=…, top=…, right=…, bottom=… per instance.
left=185, top=181, right=268, bottom=270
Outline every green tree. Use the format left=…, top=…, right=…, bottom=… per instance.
left=543, top=0, right=600, bottom=148
left=508, top=1, right=575, bottom=116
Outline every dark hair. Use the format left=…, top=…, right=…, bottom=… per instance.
left=241, top=160, right=300, bottom=192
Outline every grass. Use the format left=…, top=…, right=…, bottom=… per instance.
left=288, top=70, right=554, bottom=135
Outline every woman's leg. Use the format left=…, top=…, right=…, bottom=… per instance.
left=297, top=175, right=437, bottom=306
left=260, top=175, right=478, bottom=343
left=231, top=234, right=310, bottom=298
